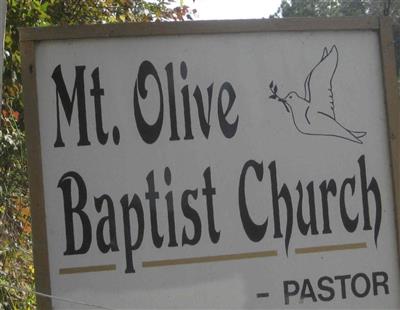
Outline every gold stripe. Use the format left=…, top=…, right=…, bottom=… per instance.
left=59, top=264, right=116, bottom=275
left=142, top=250, right=278, bottom=268
left=295, top=242, right=367, bottom=254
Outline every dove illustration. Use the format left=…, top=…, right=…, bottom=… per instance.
left=269, top=45, right=366, bottom=144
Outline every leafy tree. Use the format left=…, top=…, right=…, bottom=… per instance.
left=0, top=1, right=192, bottom=309
left=271, top=0, right=340, bottom=17
left=271, top=0, right=396, bottom=18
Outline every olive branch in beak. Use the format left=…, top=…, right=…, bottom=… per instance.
left=268, top=81, right=290, bottom=113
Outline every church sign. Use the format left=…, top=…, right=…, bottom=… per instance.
left=20, top=17, right=400, bottom=309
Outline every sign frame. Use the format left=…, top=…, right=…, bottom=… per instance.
left=19, top=16, right=400, bottom=309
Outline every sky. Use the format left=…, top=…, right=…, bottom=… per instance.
left=192, top=0, right=282, bottom=20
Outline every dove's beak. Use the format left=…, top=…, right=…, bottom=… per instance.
left=278, top=98, right=290, bottom=113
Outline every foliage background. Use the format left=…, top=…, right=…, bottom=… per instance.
left=0, top=0, right=399, bottom=309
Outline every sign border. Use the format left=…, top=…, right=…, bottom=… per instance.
left=19, top=16, right=399, bottom=309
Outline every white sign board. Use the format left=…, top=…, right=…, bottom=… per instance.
left=21, top=18, right=400, bottom=309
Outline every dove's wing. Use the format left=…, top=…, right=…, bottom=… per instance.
left=304, top=47, right=328, bottom=101
left=304, top=45, right=338, bottom=119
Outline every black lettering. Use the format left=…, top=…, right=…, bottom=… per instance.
left=351, top=273, right=371, bottom=298
left=359, top=155, right=382, bottom=246
left=269, top=161, right=293, bottom=254
left=218, top=82, right=238, bottom=138
left=283, top=280, right=299, bottom=305
left=181, top=189, right=201, bottom=245
left=94, top=194, right=119, bottom=253
left=90, top=68, right=108, bottom=145
left=238, top=160, right=267, bottom=242
left=193, top=84, right=213, bottom=138
left=340, top=176, right=359, bottom=232
left=121, top=194, right=144, bottom=274
left=202, top=167, right=220, bottom=243
left=165, top=167, right=178, bottom=247
left=300, top=279, right=317, bottom=302
left=165, top=62, right=180, bottom=141
left=181, top=62, right=193, bottom=140
left=319, top=180, right=337, bottom=234
left=317, top=276, right=335, bottom=302
left=372, top=271, right=389, bottom=295
left=334, top=274, right=351, bottom=299
left=146, top=170, right=163, bottom=248
left=297, top=182, right=318, bottom=235
left=58, top=171, right=91, bottom=255
left=52, top=65, right=90, bottom=147
left=134, top=60, right=163, bottom=144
